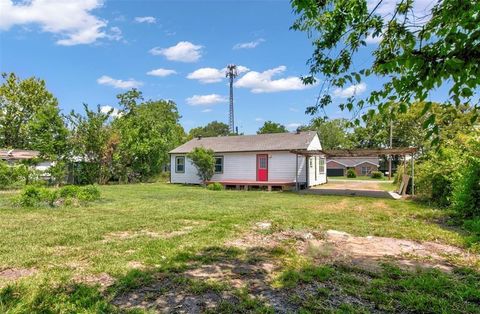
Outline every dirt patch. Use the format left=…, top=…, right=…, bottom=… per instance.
left=111, top=227, right=479, bottom=313
left=0, top=268, right=37, bottom=282
left=112, top=248, right=295, bottom=313
left=228, top=227, right=477, bottom=272
left=73, top=272, right=115, bottom=289
left=305, top=230, right=476, bottom=272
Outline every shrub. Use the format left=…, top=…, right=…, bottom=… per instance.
left=18, top=186, right=43, bottom=207
left=187, top=147, right=215, bottom=183
left=16, top=185, right=101, bottom=208
left=452, top=156, right=480, bottom=218
left=346, top=169, right=356, bottom=178
left=59, top=185, right=81, bottom=198
left=207, top=182, right=224, bottom=191
left=371, top=171, right=383, bottom=179
left=78, top=185, right=101, bottom=201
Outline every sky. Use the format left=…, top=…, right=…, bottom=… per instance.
left=0, top=0, right=449, bottom=134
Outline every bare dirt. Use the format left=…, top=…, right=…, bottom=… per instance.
left=0, top=267, right=37, bottom=283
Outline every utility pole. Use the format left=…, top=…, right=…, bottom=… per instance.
left=388, top=119, right=393, bottom=180
left=225, top=64, right=238, bottom=134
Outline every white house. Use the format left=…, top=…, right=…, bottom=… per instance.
left=169, top=131, right=326, bottom=189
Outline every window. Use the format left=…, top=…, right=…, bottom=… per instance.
left=319, top=158, right=325, bottom=174
left=361, top=166, right=371, bottom=175
left=214, top=156, right=223, bottom=173
left=314, top=156, right=317, bottom=180
left=175, top=156, right=185, bottom=173
left=259, top=156, right=267, bottom=169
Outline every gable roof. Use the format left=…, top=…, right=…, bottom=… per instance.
left=170, top=131, right=318, bottom=154
left=327, top=157, right=379, bottom=167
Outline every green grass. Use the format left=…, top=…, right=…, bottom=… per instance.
left=0, top=183, right=477, bottom=313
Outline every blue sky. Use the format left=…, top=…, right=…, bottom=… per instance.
left=0, top=0, right=450, bottom=134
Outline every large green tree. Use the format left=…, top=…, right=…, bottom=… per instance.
left=188, top=121, right=231, bottom=139
left=113, top=92, right=185, bottom=182
left=68, top=104, right=113, bottom=184
left=257, top=121, right=288, bottom=134
left=0, top=73, right=68, bottom=158
left=300, top=118, right=352, bottom=149
left=291, top=0, right=479, bottom=142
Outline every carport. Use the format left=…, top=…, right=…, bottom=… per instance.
left=291, top=147, right=417, bottom=198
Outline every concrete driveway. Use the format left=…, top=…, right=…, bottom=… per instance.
left=302, top=179, right=401, bottom=199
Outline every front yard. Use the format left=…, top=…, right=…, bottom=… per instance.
left=0, top=183, right=479, bottom=313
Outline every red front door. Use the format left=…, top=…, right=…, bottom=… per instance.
left=257, top=154, right=268, bottom=181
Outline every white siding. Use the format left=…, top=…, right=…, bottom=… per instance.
left=307, top=134, right=322, bottom=150
left=307, top=155, right=327, bottom=186
left=170, top=151, right=307, bottom=184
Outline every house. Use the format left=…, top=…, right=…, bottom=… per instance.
left=0, top=149, right=40, bottom=164
left=326, top=157, right=379, bottom=177
left=169, top=131, right=326, bottom=189
left=1, top=149, right=54, bottom=180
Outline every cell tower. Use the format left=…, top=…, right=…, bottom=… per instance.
left=225, top=64, right=238, bottom=134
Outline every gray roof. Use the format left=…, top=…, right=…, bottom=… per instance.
left=170, top=131, right=318, bottom=154
left=327, top=157, right=379, bottom=167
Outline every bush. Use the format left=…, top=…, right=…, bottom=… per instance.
left=78, top=185, right=101, bottom=201
left=346, top=169, right=356, bottom=178
left=452, top=156, right=480, bottom=217
left=18, top=186, right=43, bottom=207
left=187, top=147, right=215, bottom=183
left=59, top=185, right=81, bottom=198
left=16, top=185, right=101, bottom=208
left=207, top=182, right=224, bottom=191
left=371, top=171, right=383, bottom=179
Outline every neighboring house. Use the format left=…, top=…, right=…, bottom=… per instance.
left=169, top=131, right=326, bottom=189
left=0, top=149, right=40, bottom=164
left=0, top=149, right=54, bottom=179
left=327, top=157, right=379, bottom=177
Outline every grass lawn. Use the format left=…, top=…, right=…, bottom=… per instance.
left=0, top=183, right=478, bottom=313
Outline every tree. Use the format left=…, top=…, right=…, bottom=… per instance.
left=0, top=73, right=68, bottom=158
left=68, top=104, right=113, bottom=184
left=301, top=118, right=352, bottom=149
left=291, top=0, right=480, bottom=142
left=113, top=95, right=185, bottom=182
left=188, top=121, right=231, bottom=139
left=187, top=147, right=215, bottom=184
left=257, top=121, right=288, bottom=134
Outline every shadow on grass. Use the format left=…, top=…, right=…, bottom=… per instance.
left=2, top=245, right=480, bottom=313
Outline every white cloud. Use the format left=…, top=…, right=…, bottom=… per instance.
left=255, top=118, right=264, bottom=122
left=234, top=66, right=314, bottom=93
left=100, top=105, right=122, bottom=117
left=233, top=38, right=265, bottom=49
left=202, top=108, right=212, bottom=113
left=97, top=75, right=143, bottom=89
left=149, top=41, right=202, bottom=62
left=134, top=16, right=156, bottom=24
left=186, top=94, right=227, bottom=106
left=289, top=107, right=299, bottom=112
left=333, top=83, right=367, bottom=98
left=287, top=123, right=301, bottom=129
left=365, top=33, right=383, bottom=44
left=107, top=26, right=122, bottom=41
left=187, top=65, right=249, bottom=84
left=146, top=68, right=177, bottom=77
left=0, top=0, right=110, bottom=46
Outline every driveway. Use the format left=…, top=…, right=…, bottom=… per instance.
left=302, top=179, right=401, bottom=199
